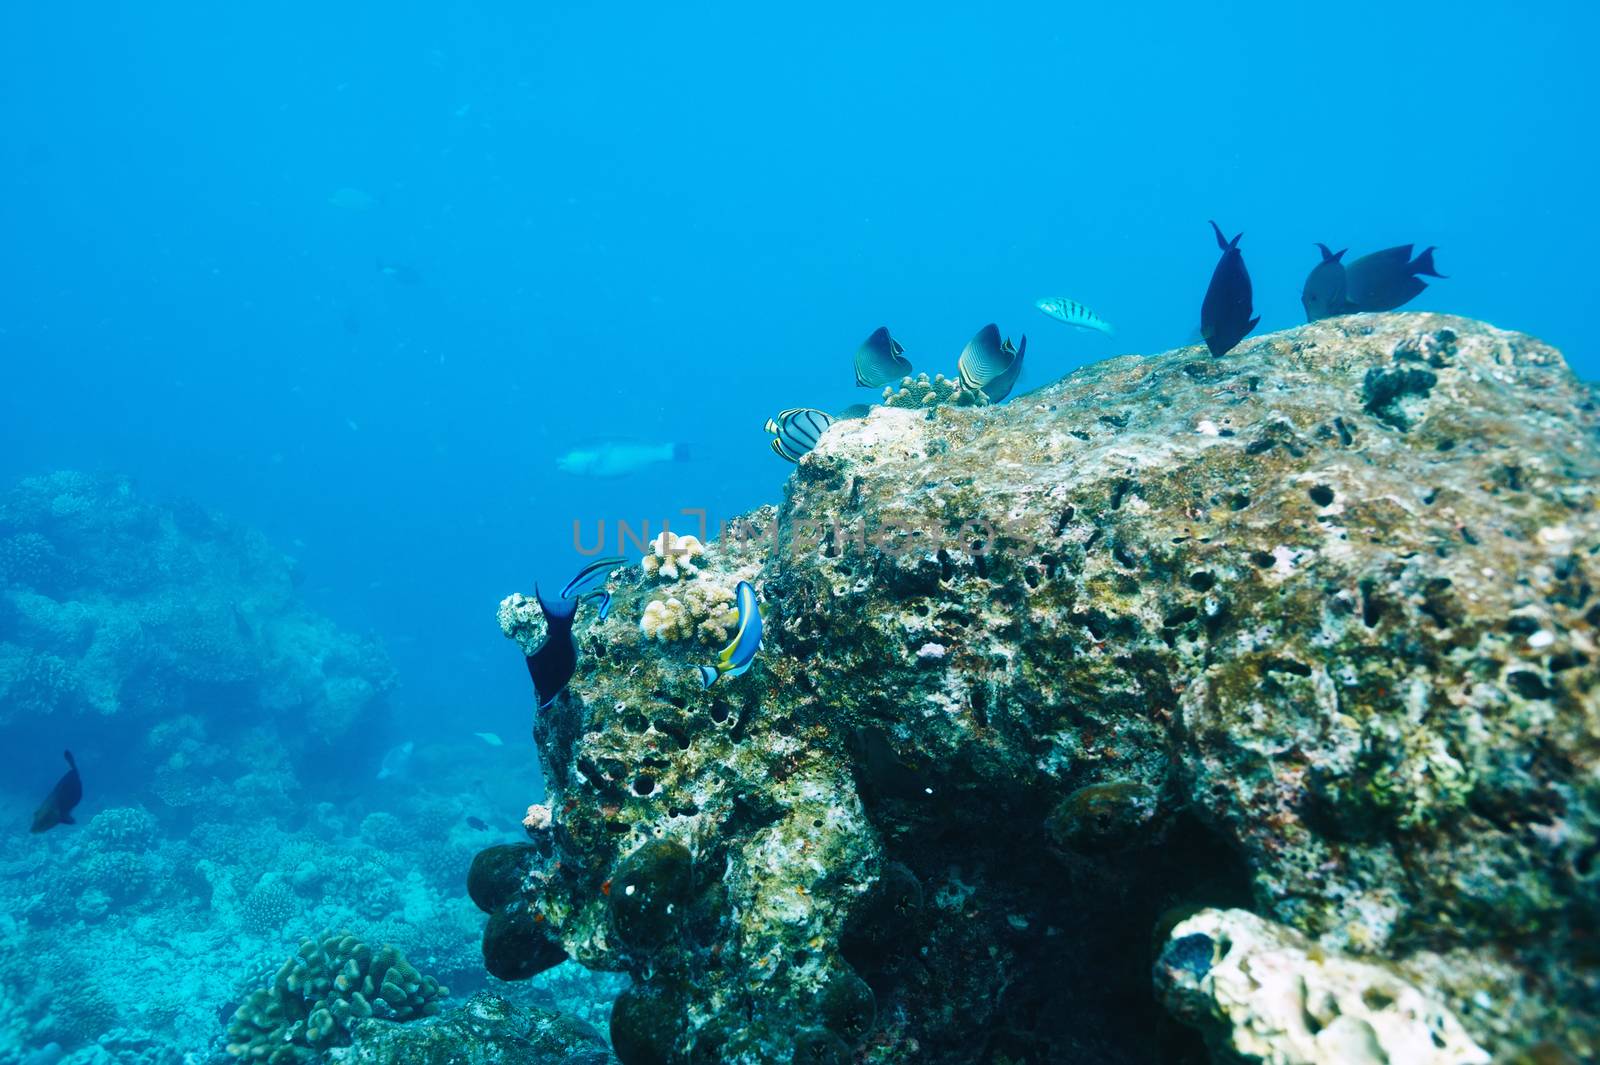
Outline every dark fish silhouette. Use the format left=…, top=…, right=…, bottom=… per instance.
left=31, top=750, right=81, bottom=833
left=1200, top=221, right=1259, bottom=357
left=525, top=584, right=578, bottom=710
left=466, top=815, right=489, bottom=831
left=1301, top=243, right=1349, bottom=321
left=1343, top=245, right=1445, bottom=313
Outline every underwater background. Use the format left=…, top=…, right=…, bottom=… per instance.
left=1, top=1, right=1597, bottom=1063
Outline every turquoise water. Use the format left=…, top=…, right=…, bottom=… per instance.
left=1, top=2, right=1595, bottom=1061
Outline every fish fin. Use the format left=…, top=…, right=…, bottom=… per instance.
left=63, top=750, right=76, bottom=770
left=697, top=665, right=719, bottom=688
left=1208, top=220, right=1227, bottom=249
left=1411, top=246, right=1446, bottom=278
left=671, top=442, right=690, bottom=462
left=1247, top=316, right=1261, bottom=333
left=770, top=439, right=800, bottom=463
left=1315, top=243, right=1346, bottom=263
left=535, top=583, right=578, bottom=623
left=60, top=813, right=75, bottom=825
left=1196, top=324, right=1212, bottom=341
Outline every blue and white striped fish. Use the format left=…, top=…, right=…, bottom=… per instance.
left=765, top=407, right=834, bottom=463
left=1035, top=297, right=1114, bottom=335
left=697, top=581, right=763, bottom=688
left=560, top=556, right=626, bottom=620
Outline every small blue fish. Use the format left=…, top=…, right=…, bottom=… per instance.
left=525, top=584, right=579, bottom=709
left=697, top=581, right=763, bottom=688
left=562, top=556, right=626, bottom=620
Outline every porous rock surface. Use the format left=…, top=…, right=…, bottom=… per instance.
left=482, top=314, right=1599, bottom=1064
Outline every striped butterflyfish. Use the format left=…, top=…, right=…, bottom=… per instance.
left=697, top=580, right=762, bottom=688
left=560, top=555, right=626, bottom=620
left=853, top=326, right=912, bottom=388
left=1035, top=297, right=1114, bottom=335
left=765, top=407, right=835, bottom=463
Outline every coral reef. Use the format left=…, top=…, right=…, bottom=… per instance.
left=477, top=314, right=1600, bottom=1063
left=224, top=931, right=447, bottom=1060
left=0, top=471, right=395, bottom=750
left=1154, top=908, right=1489, bottom=1065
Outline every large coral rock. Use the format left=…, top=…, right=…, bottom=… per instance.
left=488, top=314, right=1599, bottom=1064
left=333, top=992, right=617, bottom=1064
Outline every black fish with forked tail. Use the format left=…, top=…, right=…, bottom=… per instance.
left=1343, top=245, right=1446, bottom=313
left=524, top=585, right=579, bottom=710
left=31, top=750, right=82, bottom=833
left=1199, top=221, right=1259, bottom=357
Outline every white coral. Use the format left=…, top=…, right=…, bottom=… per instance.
left=1158, top=908, right=1489, bottom=1065
left=641, top=531, right=705, bottom=581
left=640, top=581, right=739, bottom=645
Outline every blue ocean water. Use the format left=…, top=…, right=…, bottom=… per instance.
left=0, top=2, right=1595, bottom=1060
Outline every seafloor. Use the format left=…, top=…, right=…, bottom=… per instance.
left=3, top=312, right=1596, bottom=1064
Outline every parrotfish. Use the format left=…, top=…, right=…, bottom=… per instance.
left=1301, top=244, right=1350, bottom=321
left=556, top=441, right=689, bottom=478
left=30, top=750, right=81, bottom=833
left=1343, top=245, right=1445, bottom=313
left=766, top=408, right=835, bottom=463
left=1034, top=297, right=1114, bottom=335
left=854, top=326, right=912, bottom=388
left=561, top=556, right=626, bottom=620
left=376, top=741, right=414, bottom=781
left=1199, top=220, right=1259, bottom=357
left=698, top=581, right=763, bottom=688
left=525, top=584, right=579, bottom=710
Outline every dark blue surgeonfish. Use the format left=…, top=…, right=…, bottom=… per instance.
left=1343, top=245, right=1445, bottom=313
left=1301, top=243, right=1349, bottom=321
left=1200, top=221, right=1259, bottom=357
left=31, top=750, right=81, bottom=833
left=524, top=585, right=579, bottom=710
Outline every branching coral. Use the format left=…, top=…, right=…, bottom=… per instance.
left=640, top=531, right=704, bottom=581
left=880, top=372, right=983, bottom=410
left=224, top=932, right=447, bottom=1062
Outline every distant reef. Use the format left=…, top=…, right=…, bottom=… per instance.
left=0, top=470, right=395, bottom=757
left=476, top=314, right=1599, bottom=1064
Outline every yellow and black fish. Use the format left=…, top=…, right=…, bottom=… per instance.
left=765, top=408, right=835, bottom=463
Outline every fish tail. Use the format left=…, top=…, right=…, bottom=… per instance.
left=696, top=665, right=719, bottom=689
left=1412, top=246, right=1446, bottom=278
left=1208, top=220, right=1228, bottom=249
left=536, top=583, right=578, bottom=623
left=63, top=750, right=75, bottom=770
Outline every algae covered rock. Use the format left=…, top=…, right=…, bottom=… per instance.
left=486, top=314, right=1600, bottom=1063
left=334, top=991, right=617, bottom=1064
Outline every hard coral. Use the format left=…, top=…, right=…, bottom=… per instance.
left=638, top=582, right=738, bottom=646
left=640, top=531, right=705, bottom=581
left=224, top=931, right=447, bottom=1062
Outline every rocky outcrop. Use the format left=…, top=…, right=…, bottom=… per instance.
left=477, top=314, right=1599, bottom=1064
